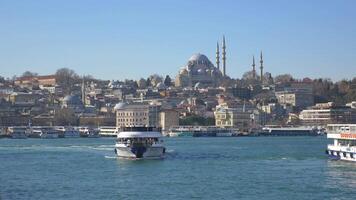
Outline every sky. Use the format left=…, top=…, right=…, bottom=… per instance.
left=0, top=0, right=355, bottom=81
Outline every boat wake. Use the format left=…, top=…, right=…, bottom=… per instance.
left=104, top=155, right=117, bottom=159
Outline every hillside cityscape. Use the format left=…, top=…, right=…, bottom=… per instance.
left=2, top=1, right=356, bottom=199
left=1, top=42, right=355, bottom=134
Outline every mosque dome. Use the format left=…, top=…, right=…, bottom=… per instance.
left=63, top=95, right=82, bottom=105
left=175, top=51, right=224, bottom=88
left=114, top=102, right=127, bottom=110
left=188, top=53, right=210, bottom=64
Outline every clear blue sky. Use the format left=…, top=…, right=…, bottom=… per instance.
left=0, top=0, right=355, bottom=81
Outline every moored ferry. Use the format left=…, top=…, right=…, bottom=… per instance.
left=168, top=126, right=236, bottom=137
left=115, top=127, right=165, bottom=159
left=326, top=124, right=356, bottom=162
left=33, top=127, right=59, bottom=139
left=55, top=126, right=80, bottom=138
left=99, top=126, right=120, bottom=137
left=7, top=126, right=29, bottom=139
left=76, top=127, right=100, bottom=138
left=259, top=126, right=321, bottom=136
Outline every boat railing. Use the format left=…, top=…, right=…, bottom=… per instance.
left=122, top=127, right=161, bottom=132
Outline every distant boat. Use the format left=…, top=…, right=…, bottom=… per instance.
left=99, top=126, right=120, bottom=137
left=7, top=126, right=28, bottom=139
left=55, top=126, right=80, bottom=138
left=168, top=126, right=235, bottom=137
left=32, top=127, right=59, bottom=139
left=258, top=126, right=320, bottom=136
left=326, top=124, right=356, bottom=162
left=76, top=127, right=100, bottom=138
left=115, top=127, right=165, bottom=159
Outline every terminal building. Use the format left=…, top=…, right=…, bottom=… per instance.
left=214, top=102, right=262, bottom=130
left=299, top=102, right=356, bottom=126
left=114, top=102, right=178, bottom=131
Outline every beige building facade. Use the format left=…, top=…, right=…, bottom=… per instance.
left=160, top=109, right=179, bottom=132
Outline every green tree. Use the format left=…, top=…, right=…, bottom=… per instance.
left=164, top=75, right=172, bottom=87
left=179, top=115, right=215, bottom=126
left=54, top=108, right=78, bottom=126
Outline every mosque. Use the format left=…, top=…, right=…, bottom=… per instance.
left=175, top=36, right=227, bottom=88
left=174, top=36, right=267, bottom=88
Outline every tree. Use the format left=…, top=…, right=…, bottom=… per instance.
left=137, top=78, right=147, bottom=89
left=164, top=75, right=172, bottom=87
left=0, top=76, right=5, bottom=83
left=22, top=71, right=38, bottom=77
left=274, top=74, right=294, bottom=84
left=54, top=108, right=78, bottom=126
left=179, top=115, right=215, bottom=126
left=146, top=77, right=151, bottom=87
left=55, top=68, right=80, bottom=95
left=149, top=74, right=163, bottom=87
left=242, top=71, right=260, bottom=85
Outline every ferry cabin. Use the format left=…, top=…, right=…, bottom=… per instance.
left=115, top=127, right=165, bottom=159
left=326, top=124, right=356, bottom=161
left=99, top=126, right=120, bottom=137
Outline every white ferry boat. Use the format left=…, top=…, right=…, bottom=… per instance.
left=259, top=126, right=320, bottom=136
left=115, top=127, right=165, bottom=159
left=168, top=126, right=235, bottom=137
left=33, top=127, right=59, bottom=139
left=76, top=127, right=100, bottom=138
left=99, top=126, right=120, bottom=137
left=55, top=126, right=80, bottom=138
left=326, top=124, right=356, bottom=162
left=7, top=126, right=28, bottom=139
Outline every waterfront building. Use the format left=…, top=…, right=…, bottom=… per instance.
left=115, top=102, right=149, bottom=128
left=214, top=102, right=262, bottom=130
left=299, top=102, right=356, bottom=126
left=159, top=109, right=179, bottom=133
left=115, top=102, right=161, bottom=128
left=275, top=83, right=314, bottom=110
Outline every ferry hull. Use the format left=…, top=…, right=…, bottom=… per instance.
left=40, top=134, right=59, bottom=139
left=115, top=146, right=165, bottom=159
left=326, top=149, right=356, bottom=162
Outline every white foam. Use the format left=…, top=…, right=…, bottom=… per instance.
left=104, top=155, right=117, bottom=159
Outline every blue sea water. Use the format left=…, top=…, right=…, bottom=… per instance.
left=0, top=137, right=355, bottom=200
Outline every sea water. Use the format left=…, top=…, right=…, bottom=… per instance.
left=0, top=137, right=355, bottom=200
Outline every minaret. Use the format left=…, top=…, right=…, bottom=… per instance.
left=222, top=35, right=226, bottom=76
left=81, top=76, right=86, bottom=105
left=252, top=56, right=256, bottom=79
left=216, top=42, right=220, bottom=70
left=260, top=51, right=264, bottom=83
